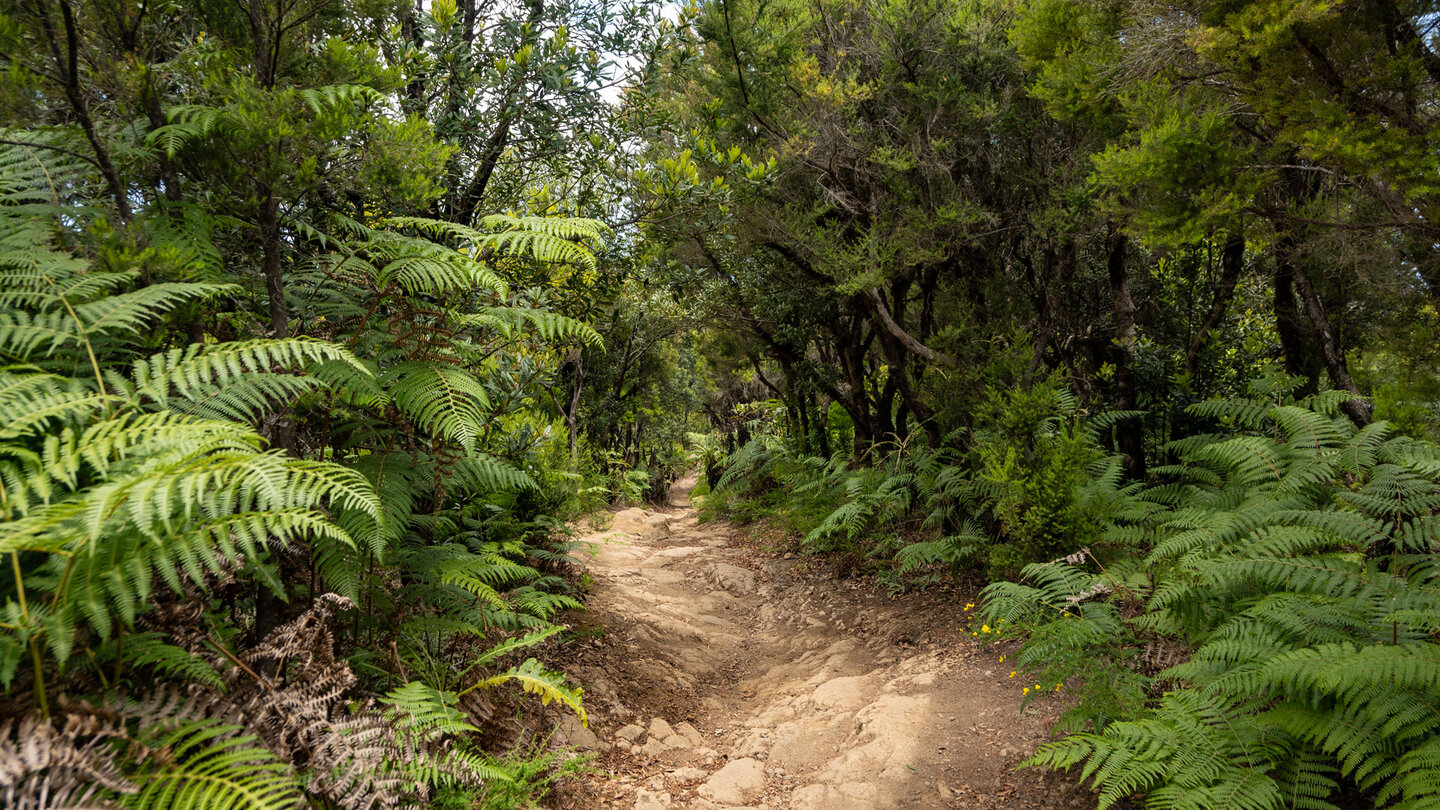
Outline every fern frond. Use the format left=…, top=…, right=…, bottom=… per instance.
left=382, top=362, right=490, bottom=453
left=476, top=657, right=586, bottom=726
left=126, top=718, right=304, bottom=810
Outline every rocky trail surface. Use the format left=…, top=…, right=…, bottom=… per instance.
left=551, top=477, right=1092, bottom=809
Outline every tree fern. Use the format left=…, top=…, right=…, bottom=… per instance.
left=0, top=222, right=383, bottom=688
left=991, top=375, right=1440, bottom=808
left=448, top=454, right=538, bottom=494
left=125, top=338, right=367, bottom=423
left=453, top=306, right=603, bottom=346
left=383, top=362, right=491, bottom=453
left=1, top=139, right=604, bottom=809
left=380, top=682, right=512, bottom=789
left=0, top=130, right=96, bottom=213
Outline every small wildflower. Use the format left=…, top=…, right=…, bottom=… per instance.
left=971, top=632, right=978, bottom=636
left=964, top=603, right=975, bottom=611
left=1034, top=684, right=1041, bottom=689
left=1022, top=687, right=1030, bottom=695
left=1009, top=671, right=1016, bottom=678
left=999, top=655, right=1005, bottom=662
left=1054, top=684, right=1062, bottom=692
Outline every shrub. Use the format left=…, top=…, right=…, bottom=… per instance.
left=983, top=376, right=1440, bottom=809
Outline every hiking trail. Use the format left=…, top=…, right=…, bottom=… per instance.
left=552, top=476, right=1091, bottom=809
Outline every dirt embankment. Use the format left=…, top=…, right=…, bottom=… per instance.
left=551, top=477, right=1092, bottom=809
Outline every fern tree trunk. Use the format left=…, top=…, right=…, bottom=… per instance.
left=259, top=192, right=289, bottom=338
left=567, top=349, right=583, bottom=462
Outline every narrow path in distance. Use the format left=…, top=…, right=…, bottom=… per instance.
left=553, top=476, right=1091, bottom=810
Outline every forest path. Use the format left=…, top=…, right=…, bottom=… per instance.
left=553, top=476, right=1089, bottom=810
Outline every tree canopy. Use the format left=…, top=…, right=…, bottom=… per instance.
left=2, top=0, right=1440, bottom=806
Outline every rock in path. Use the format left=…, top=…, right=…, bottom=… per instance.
left=697, top=758, right=766, bottom=806
left=561, top=475, right=1093, bottom=809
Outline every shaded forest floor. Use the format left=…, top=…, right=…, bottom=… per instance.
left=548, top=476, right=1096, bottom=809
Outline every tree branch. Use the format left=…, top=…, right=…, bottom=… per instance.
left=862, top=288, right=957, bottom=368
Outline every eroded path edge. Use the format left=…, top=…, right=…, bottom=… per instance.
left=553, top=477, right=1091, bottom=810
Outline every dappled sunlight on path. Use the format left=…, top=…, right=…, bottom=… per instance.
left=552, top=477, right=1093, bottom=809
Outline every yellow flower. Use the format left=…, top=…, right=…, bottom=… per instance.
left=964, top=603, right=974, bottom=611
left=971, top=632, right=978, bottom=636
left=999, top=655, right=1006, bottom=662
left=1034, top=684, right=1041, bottom=689
left=1054, top=684, right=1062, bottom=691
left=1022, top=687, right=1030, bottom=694
left=1009, top=671, right=1016, bottom=678
left=981, top=624, right=991, bottom=634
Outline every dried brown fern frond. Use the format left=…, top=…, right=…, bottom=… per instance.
left=228, top=593, right=493, bottom=810
left=3, top=773, right=118, bottom=810
left=240, top=593, right=358, bottom=712
left=303, top=710, right=419, bottom=810
left=0, top=714, right=135, bottom=810
left=5, top=594, right=503, bottom=810
left=0, top=692, right=296, bottom=810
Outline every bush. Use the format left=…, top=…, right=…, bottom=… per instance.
left=983, top=376, right=1440, bottom=809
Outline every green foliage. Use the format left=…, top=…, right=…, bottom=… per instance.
left=436, top=739, right=593, bottom=810
left=124, top=718, right=305, bottom=810
left=0, top=129, right=594, bottom=807
left=472, top=657, right=587, bottom=727
left=974, top=379, right=1133, bottom=577
left=705, top=377, right=1136, bottom=577
left=985, top=375, right=1440, bottom=809
left=7, top=0, right=1440, bottom=808
left=0, top=206, right=380, bottom=689
left=381, top=681, right=514, bottom=789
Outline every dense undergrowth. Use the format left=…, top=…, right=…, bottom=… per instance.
left=0, top=139, right=607, bottom=808
left=6, top=0, right=1440, bottom=806
left=700, top=374, right=1130, bottom=585
left=700, top=375, right=1440, bottom=810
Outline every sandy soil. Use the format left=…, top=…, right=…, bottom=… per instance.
left=550, top=476, right=1094, bottom=809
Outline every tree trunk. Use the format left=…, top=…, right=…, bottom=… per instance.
left=1107, top=229, right=1145, bottom=480
left=454, top=121, right=512, bottom=224
left=254, top=189, right=298, bottom=643
left=258, top=192, right=288, bottom=338
left=141, top=68, right=183, bottom=203
left=864, top=288, right=958, bottom=368
left=815, top=397, right=831, bottom=457
left=796, top=392, right=811, bottom=454
left=875, top=282, right=942, bottom=447
left=1290, top=264, right=1373, bottom=425
left=1186, top=232, right=1245, bottom=373
left=567, top=350, right=583, bottom=461
left=1273, top=239, right=1323, bottom=394
left=35, top=0, right=132, bottom=221
left=873, top=373, right=898, bottom=455
left=400, top=0, right=425, bottom=104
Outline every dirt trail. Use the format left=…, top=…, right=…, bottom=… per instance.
left=553, top=477, right=1090, bottom=810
